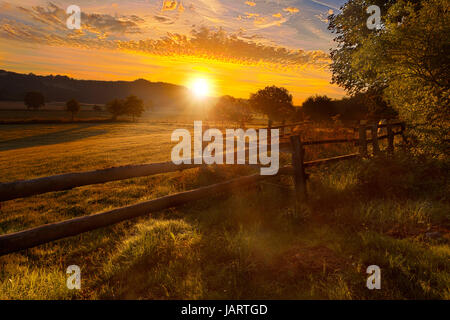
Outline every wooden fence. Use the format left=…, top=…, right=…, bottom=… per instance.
left=0, top=121, right=405, bottom=255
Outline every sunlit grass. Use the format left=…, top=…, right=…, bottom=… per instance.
left=0, top=118, right=448, bottom=299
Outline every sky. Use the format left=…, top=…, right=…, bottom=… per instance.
left=0, top=0, right=347, bottom=104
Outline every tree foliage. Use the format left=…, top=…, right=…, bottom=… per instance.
left=301, top=95, right=336, bottom=122
left=65, top=99, right=80, bottom=121
left=300, top=93, right=396, bottom=123
left=249, top=86, right=294, bottom=121
left=329, top=0, right=449, bottom=156
left=24, top=91, right=45, bottom=110
left=106, top=95, right=146, bottom=121
left=106, top=98, right=126, bottom=121
left=124, top=95, right=145, bottom=121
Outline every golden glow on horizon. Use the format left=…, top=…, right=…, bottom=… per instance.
left=0, top=40, right=345, bottom=105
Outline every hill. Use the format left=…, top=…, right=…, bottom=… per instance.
left=0, top=70, right=197, bottom=111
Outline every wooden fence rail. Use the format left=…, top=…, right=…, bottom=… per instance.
left=0, top=162, right=201, bottom=202
left=0, top=121, right=405, bottom=255
left=0, top=125, right=403, bottom=202
left=0, top=143, right=292, bottom=202
left=0, top=166, right=293, bottom=255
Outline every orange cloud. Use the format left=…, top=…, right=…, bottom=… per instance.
left=162, top=0, right=178, bottom=11
left=245, top=1, right=256, bottom=6
left=283, top=7, right=300, bottom=14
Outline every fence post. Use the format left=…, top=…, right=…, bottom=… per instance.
left=371, top=124, right=381, bottom=155
left=358, top=125, right=367, bottom=157
left=290, top=135, right=307, bottom=207
left=400, top=122, right=408, bottom=144
left=387, top=123, right=394, bottom=155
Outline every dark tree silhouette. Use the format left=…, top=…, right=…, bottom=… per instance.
left=124, top=95, right=145, bottom=121
left=106, top=99, right=125, bottom=121
left=249, top=86, right=294, bottom=122
left=301, top=95, right=336, bottom=122
left=24, top=91, right=45, bottom=110
left=66, top=99, right=80, bottom=122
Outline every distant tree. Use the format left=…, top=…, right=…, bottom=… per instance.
left=24, top=91, right=45, bottom=110
left=301, top=95, right=336, bottom=122
left=210, top=96, right=230, bottom=122
left=106, top=99, right=125, bottom=121
left=212, top=95, right=253, bottom=126
left=249, top=86, right=294, bottom=122
left=124, top=95, right=145, bottom=121
left=234, top=98, right=253, bottom=127
left=333, top=94, right=368, bottom=122
left=65, top=99, right=80, bottom=121
left=302, top=93, right=396, bottom=124
left=361, top=90, right=398, bottom=121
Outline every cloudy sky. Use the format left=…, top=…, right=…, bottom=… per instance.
left=0, top=0, right=347, bottom=103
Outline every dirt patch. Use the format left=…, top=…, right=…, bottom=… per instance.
left=267, top=245, right=350, bottom=279
left=386, top=223, right=450, bottom=243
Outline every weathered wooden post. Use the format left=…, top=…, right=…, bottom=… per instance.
left=400, top=122, right=408, bottom=144
left=371, top=124, right=381, bottom=155
left=387, top=123, right=394, bottom=155
left=290, top=136, right=307, bottom=208
left=358, top=125, right=368, bottom=157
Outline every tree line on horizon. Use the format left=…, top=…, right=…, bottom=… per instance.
left=23, top=91, right=147, bottom=122
left=209, top=85, right=396, bottom=127
left=23, top=84, right=395, bottom=125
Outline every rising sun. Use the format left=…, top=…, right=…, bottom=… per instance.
left=189, top=78, right=210, bottom=98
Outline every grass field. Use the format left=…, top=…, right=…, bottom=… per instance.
left=0, top=109, right=449, bottom=299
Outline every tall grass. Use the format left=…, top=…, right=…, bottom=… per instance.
left=0, top=122, right=448, bottom=299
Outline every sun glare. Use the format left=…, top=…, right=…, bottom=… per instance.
left=189, top=78, right=210, bottom=98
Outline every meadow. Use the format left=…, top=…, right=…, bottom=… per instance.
left=0, top=106, right=449, bottom=299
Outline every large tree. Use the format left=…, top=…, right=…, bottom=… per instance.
left=249, top=86, right=294, bottom=122
left=329, top=0, right=449, bottom=156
